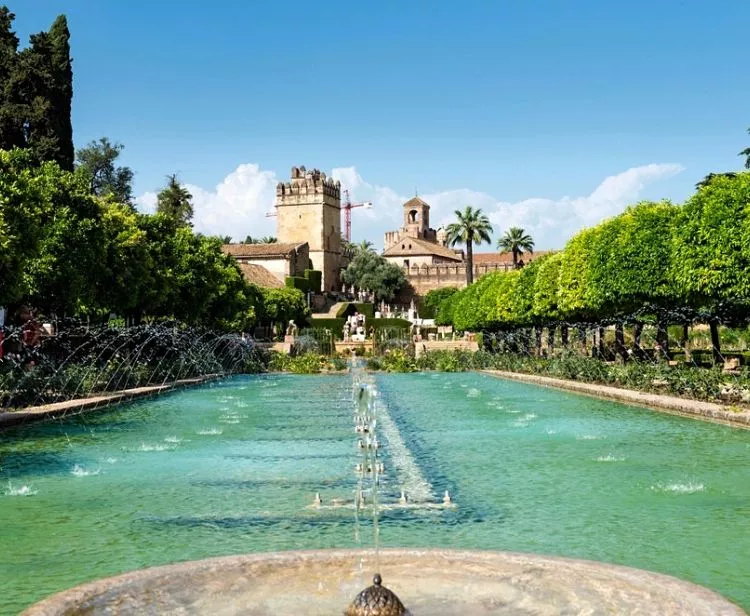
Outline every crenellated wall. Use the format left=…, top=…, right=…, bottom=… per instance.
left=402, top=263, right=515, bottom=297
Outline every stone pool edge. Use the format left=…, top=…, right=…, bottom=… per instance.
left=0, top=374, right=222, bottom=431
left=19, top=548, right=747, bottom=616
left=482, top=370, right=750, bottom=429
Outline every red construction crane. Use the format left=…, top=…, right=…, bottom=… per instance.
left=342, top=189, right=372, bottom=242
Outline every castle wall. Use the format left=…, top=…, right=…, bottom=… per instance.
left=402, top=263, right=514, bottom=298
left=385, top=254, right=442, bottom=267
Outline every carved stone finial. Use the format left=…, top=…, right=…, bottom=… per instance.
left=345, top=574, right=407, bottom=616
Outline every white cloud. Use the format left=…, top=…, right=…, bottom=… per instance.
left=136, top=162, right=683, bottom=249
left=136, top=164, right=278, bottom=241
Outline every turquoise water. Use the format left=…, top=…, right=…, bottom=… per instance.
left=1, top=372, right=749, bottom=614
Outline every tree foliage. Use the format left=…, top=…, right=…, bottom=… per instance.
left=0, top=9, right=73, bottom=169
left=75, top=137, right=134, bottom=205
left=0, top=149, right=268, bottom=331
left=672, top=172, right=750, bottom=308
left=341, top=248, right=406, bottom=301
left=422, top=287, right=458, bottom=319
left=426, top=173, right=750, bottom=341
left=258, top=287, right=308, bottom=327
left=156, top=174, right=194, bottom=226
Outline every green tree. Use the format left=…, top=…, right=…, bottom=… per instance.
left=45, top=16, right=73, bottom=171
left=0, top=149, right=56, bottom=305
left=96, top=201, right=154, bottom=321
left=156, top=174, right=194, bottom=226
left=261, top=236, right=277, bottom=244
left=532, top=252, right=562, bottom=321
left=22, top=170, right=107, bottom=316
left=672, top=172, right=750, bottom=360
left=75, top=137, right=134, bottom=204
left=422, top=287, right=458, bottom=319
left=445, top=206, right=493, bottom=285
left=0, top=7, right=22, bottom=151
left=258, top=287, right=308, bottom=328
left=497, top=226, right=534, bottom=268
left=557, top=226, right=601, bottom=321
left=0, top=11, right=74, bottom=169
left=341, top=249, right=406, bottom=301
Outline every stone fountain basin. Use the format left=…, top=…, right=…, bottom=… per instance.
left=21, top=549, right=745, bottom=616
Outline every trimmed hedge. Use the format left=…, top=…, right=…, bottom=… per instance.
left=335, top=302, right=375, bottom=319
left=285, top=276, right=309, bottom=293
left=304, top=269, right=322, bottom=293
left=307, top=318, right=345, bottom=338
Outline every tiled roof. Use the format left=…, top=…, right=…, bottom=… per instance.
left=236, top=263, right=283, bottom=288
left=382, top=237, right=463, bottom=261
left=472, top=250, right=554, bottom=265
left=403, top=196, right=431, bottom=210
left=221, top=242, right=306, bottom=258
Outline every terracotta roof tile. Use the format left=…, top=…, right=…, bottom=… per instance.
left=382, top=237, right=463, bottom=261
left=221, top=242, right=306, bottom=258
left=402, top=196, right=431, bottom=209
left=236, top=263, right=283, bottom=288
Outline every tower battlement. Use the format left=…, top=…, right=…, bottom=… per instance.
left=274, top=165, right=342, bottom=292
left=276, top=165, right=341, bottom=200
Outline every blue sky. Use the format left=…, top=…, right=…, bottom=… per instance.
left=13, top=0, right=750, bottom=248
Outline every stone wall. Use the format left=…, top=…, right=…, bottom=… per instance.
left=404, top=263, right=514, bottom=297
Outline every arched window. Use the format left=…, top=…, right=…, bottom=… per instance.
left=408, top=209, right=418, bottom=223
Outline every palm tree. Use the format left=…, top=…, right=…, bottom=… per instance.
left=356, top=240, right=375, bottom=254
left=497, top=227, right=534, bottom=268
left=445, top=206, right=493, bottom=285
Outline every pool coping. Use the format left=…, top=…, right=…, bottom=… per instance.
left=0, top=374, right=222, bottom=431
left=482, top=370, right=750, bottom=429
left=19, top=548, right=747, bottom=616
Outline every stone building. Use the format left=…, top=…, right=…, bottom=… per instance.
left=275, top=166, right=342, bottom=292
left=383, top=197, right=463, bottom=267
left=383, top=196, right=552, bottom=299
left=221, top=242, right=310, bottom=288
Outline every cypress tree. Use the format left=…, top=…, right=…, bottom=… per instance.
left=0, top=6, right=23, bottom=150
left=0, top=9, right=74, bottom=169
left=47, top=15, right=73, bottom=170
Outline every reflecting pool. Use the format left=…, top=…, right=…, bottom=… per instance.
left=1, top=372, right=749, bottom=614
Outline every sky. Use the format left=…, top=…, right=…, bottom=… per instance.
left=11, top=0, right=750, bottom=249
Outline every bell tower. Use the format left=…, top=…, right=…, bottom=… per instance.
left=402, top=196, right=435, bottom=241
left=275, top=166, right=342, bottom=292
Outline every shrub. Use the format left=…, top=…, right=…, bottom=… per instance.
left=285, top=276, right=309, bottom=293
left=304, top=269, right=322, bottom=293
left=379, top=349, right=417, bottom=372
left=336, top=303, right=375, bottom=319
left=422, top=287, right=459, bottom=319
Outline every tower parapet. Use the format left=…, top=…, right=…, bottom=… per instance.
left=276, top=166, right=341, bottom=200
left=275, top=165, right=342, bottom=292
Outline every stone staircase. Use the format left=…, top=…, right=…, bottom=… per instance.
left=311, top=302, right=347, bottom=319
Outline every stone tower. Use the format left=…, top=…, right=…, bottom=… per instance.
left=275, top=166, right=342, bottom=292
left=403, top=196, right=431, bottom=239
